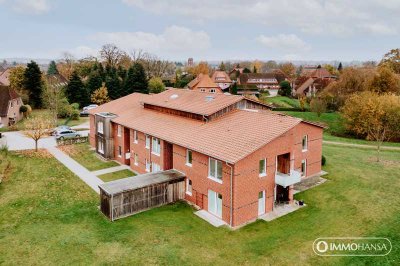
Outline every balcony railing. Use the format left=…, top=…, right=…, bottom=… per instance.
left=275, top=170, right=302, bottom=188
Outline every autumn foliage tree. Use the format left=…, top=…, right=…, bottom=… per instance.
left=23, top=115, right=53, bottom=152
left=341, top=92, right=400, bottom=161
left=91, top=83, right=110, bottom=105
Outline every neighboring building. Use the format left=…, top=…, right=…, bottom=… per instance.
left=186, top=73, right=222, bottom=93
left=237, top=73, right=287, bottom=96
left=0, top=86, right=24, bottom=127
left=294, top=66, right=336, bottom=97
left=45, top=74, right=68, bottom=88
left=89, top=89, right=323, bottom=228
left=187, top=58, right=194, bottom=67
left=0, top=68, right=11, bottom=86
left=211, top=71, right=232, bottom=91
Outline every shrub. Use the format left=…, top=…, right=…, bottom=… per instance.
left=321, top=155, right=326, bottom=166
left=278, top=81, right=292, bottom=96
left=148, top=77, right=165, bottom=94
left=310, top=98, right=327, bottom=117
left=71, top=103, right=80, bottom=110
left=70, top=109, right=80, bottom=120
left=19, top=105, right=28, bottom=113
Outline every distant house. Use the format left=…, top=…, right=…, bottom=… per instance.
left=211, top=71, right=232, bottom=91
left=237, top=72, right=287, bottom=96
left=186, top=73, right=222, bottom=93
left=0, top=86, right=24, bottom=127
left=45, top=74, right=68, bottom=88
left=294, top=66, right=336, bottom=97
left=0, top=68, right=11, bottom=86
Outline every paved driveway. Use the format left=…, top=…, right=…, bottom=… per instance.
left=1, top=130, right=89, bottom=150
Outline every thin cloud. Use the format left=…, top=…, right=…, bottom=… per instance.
left=257, top=34, right=310, bottom=52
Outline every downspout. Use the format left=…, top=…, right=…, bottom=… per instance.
left=226, top=162, right=233, bottom=227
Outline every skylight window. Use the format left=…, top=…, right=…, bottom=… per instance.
left=170, top=94, right=179, bottom=99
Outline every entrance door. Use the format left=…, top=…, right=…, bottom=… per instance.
left=258, top=190, right=265, bottom=215
left=208, top=190, right=222, bottom=218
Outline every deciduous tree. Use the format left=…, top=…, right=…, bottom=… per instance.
left=23, top=115, right=53, bottom=152
left=148, top=77, right=165, bottom=94
left=310, top=97, right=327, bottom=117
left=379, top=48, right=400, bottom=74
left=91, top=83, right=110, bottom=105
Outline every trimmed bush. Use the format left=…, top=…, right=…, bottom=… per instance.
left=321, top=155, right=326, bottom=166
left=19, top=105, right=28, bottom=113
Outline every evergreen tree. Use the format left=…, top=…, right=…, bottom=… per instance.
left=47, top=60, right=59, bottom=75
left=65, top=71, right=89, bottom=108
left=24, top=60, right=43, bottom=108
left=86, top=71, right=103, bottom=95
left=98, top=63, right=106, bottom=81
left=219, top=61, right=226, bottom=71
left=105, top=68, right=122, bottom=100
left=278, top=81, right=292, bottom=97
left=124, top=63, right=148, bottom=94
left=243, top=67, right=251, bottom=73
left=117, top=65, right=127, bottom=80
left=338, top=62, right=343, bottom=72
left=253, top=65, right=257, bottom=73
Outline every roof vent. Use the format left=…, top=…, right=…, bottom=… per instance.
left=205, top=95, right=215, bottom=102
left=170, top=94, right=179, bottom=100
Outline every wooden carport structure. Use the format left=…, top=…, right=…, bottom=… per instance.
left=99, top=169, right=186, bottom=221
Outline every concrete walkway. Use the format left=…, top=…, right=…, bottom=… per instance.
left=91, top=165, right=131, bottom=176
left=260, top=202, right=305, bottom=222
left=323, top=140, right=400, bottom=151
left=47, top=146, right=104, bottom=194
left=195, top=210, right=227, bottom=227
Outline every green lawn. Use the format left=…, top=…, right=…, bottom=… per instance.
left=263, top=96, right=306, bottom=109
left=0, top=109, right=89, bottom=132
left=59, top=143, right=119, bottom=171
left=0, top=145, right=399, bottom=265
left=98, top=169, right=135, bottom=182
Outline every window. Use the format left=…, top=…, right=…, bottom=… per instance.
left=10, top=101, right=13, bottom=108
left=259, top=159, right=266, bottom=177
left=301, top=159, right=307, bottom=177
left=97, top=121, right=104, bottom=134
left=152, top=137, right=161, bottom=155
left=145, top=135, right=150, bottom=149
left=302, top=135, right=308, bottom=151
left=97, top=139, right=104, bottom=154
left=134, top=153, right=138, bottom=165
left=200, top=88, right=206, bottom=92
left=145, top=159, right=151, bottom=172
left=208, top=158, right=222, bottom=183
left=133, top=130, right=138, bottom=144
left=117, top=125, right=122, bottom=137
left=118, top=146, right=122, bottom=157
left=152, top=162, right=161, bottom=172
left=209, top=89, right=216, bottom=93
left=186, top=178, right=192, bottom=195
left=186, top=149, right=193, bottom=166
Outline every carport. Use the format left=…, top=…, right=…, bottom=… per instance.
left=99, top=169, right=186, bottom=221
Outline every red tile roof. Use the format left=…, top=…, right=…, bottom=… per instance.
left=142, top=88, right=245, bottom=116
left=211, top=71, right=232, bottom=83
left=89, top=90, right=316, bottom=163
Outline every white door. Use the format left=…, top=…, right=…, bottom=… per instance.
left=208, top=190, right=222, bottom=218
left=258, top=191, right=265, bottom=216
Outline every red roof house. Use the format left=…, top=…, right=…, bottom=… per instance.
left=89, top=89, right=323, bottom=227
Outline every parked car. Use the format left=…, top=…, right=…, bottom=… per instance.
left=80, top=104, right=98, bottom=117
left=50, top=125, right=71, bottom=136
left=55, top=129, right=81, bottom=140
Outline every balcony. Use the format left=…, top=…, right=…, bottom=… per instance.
left=275, top=170, right=302, bottom=188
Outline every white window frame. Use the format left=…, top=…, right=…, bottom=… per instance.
left=302, top=135, right=308, bottom=152
left=145, top=159, right=151, bottom=172
left=208, top=158, right=223, bottom=184
left=301, top=159, right=307, bottom=177
left=152, top=137, right=161, bottom=156
left=97, top=139, right=104, bottom=154
left=151, top=162, right=161, bottom=173
left=117, top=125, right=122, bottom=137
left=133, top=130, right=138, bottom=144
left=145, top=135, right=150, bottom=149
left=134, top=153, right=138, bottom=166
left=259, top=158, right=267, bottom=177
left=97, top=121, right=104, bottom=134
left=186, top=178, right=192, bottom=196
left=186, top=149, right=192, bottom=166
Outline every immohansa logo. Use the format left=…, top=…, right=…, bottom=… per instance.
left=313, top=237, right=392, bottom=256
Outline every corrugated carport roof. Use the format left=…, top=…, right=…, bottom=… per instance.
left=99, top=169, right=185, bottom=195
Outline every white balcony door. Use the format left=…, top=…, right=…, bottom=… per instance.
left=258, top=190, right=265, bottom=216
left=208, top=190, right=222, bottom=218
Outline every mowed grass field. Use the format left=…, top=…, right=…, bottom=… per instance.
left=0, top=145, right=399, bottom=265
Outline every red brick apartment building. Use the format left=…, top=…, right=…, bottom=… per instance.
left=89, top=89, right=323, bottom=227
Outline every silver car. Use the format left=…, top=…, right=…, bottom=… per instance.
left=55, top=129, right=81, bottom=140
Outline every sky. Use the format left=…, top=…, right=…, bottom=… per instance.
left=0, top=0, right=399, bottom=62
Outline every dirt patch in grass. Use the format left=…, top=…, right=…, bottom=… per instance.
left=14, top=149, right=53, bottom=159
left=58, top=145, right=79, bottom=156
left=367, top=157, right=400, bottom=167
